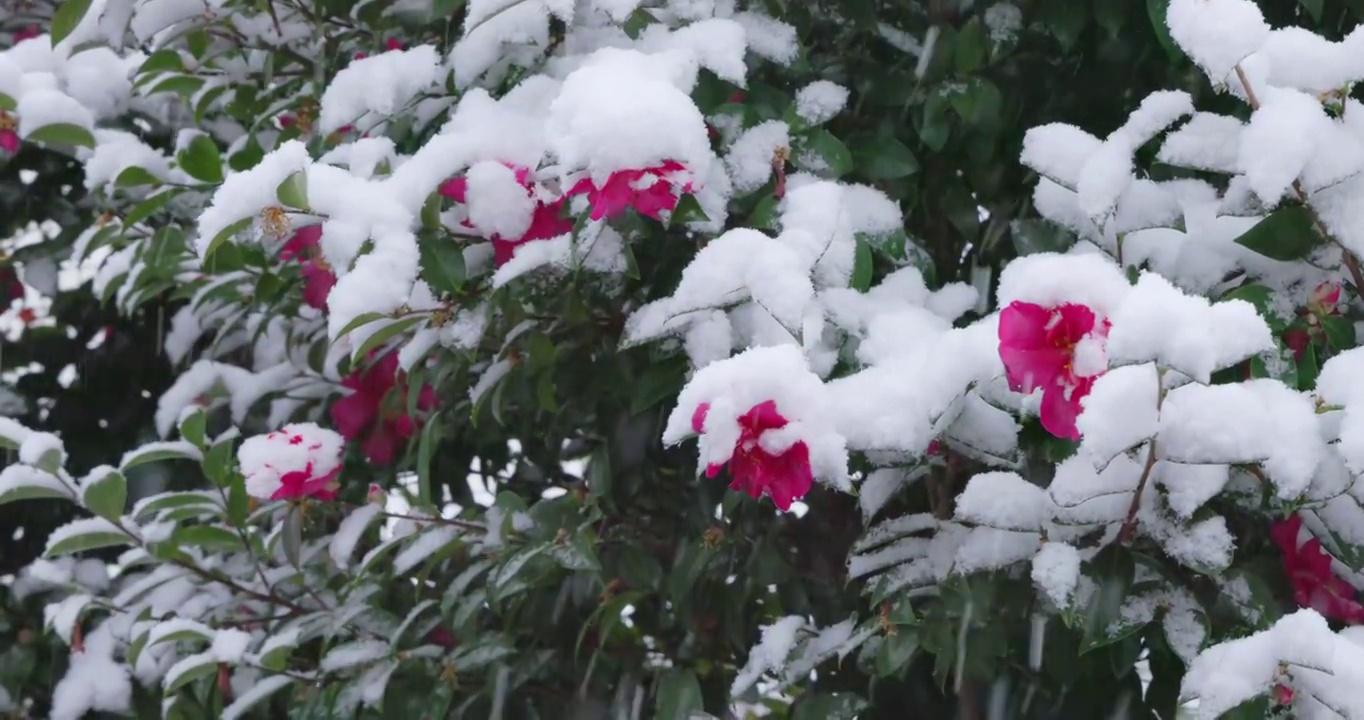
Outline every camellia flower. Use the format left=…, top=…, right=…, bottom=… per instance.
left=566, top=160, right=693, bottom=221
left=280, top=225, right=336, bottom=311
left=439, top=164, right=572, bottom=266
left=998, top=301, right=1110, bottom=440
left=1308, top=281, right=1342, bottom=316
left=330, top=350, right=438, bottom=464
left=1284, top=281, right=1344, bottom=361
left=0, top=266, right=24, bottom=302
left=690, top=400, right=813, bottom=511
left=1270, top=514, right=1364, bottom=624
left=238, top=423, right=345, bottom=501
left=0, top=111, right=19, bottom=155
left=13, top=26, right=40, bottom=43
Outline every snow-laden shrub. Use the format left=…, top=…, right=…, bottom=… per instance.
left=7, top=0, right=1364, bottom=718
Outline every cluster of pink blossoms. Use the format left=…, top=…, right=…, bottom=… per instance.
left=998, top=301, right=1110, bottom=440
left=330, top=350, right=438, bottom=465
left=440, top=161, right=692, bottom=266
left=1271, top=514, right=1364, bottom=625
left=280, top=225, right=336, bottom=311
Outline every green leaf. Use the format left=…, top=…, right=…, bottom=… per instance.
left=1147, top=0, right=1181, bottom=60
left=668, top=193, right=710, bottom=226
left=25, top=123, right=96, bottom=149
left=874, top=629, right=919, bottom=677
left=0, top=92, right=14, bottom=112
left=622, top=8, right=656, bottom=39
left=1321, top=314, right=1356, bottom=351
left=0, top=483, right=72, bottom=506
left=853, top=135, right=920, bottom=180
left=418, top=238, right=466, bottom=295
left=46, top=530, right=132, bottom=557
left=164, top=656, right=218, bottom=694
left=1080, top=544, right=1136, bottom=652
left=1300, top=0, right=1325, bottom=22
left=1221, top=284, right=1286, bottom=332
left=136, top=49, right=185, bottom=78
left=549, top=532, right=600, bottom=571
left=282, top=506, right=302, bottom=569
left=955, top=17, right=987, bottom=74
left=950, top=78, right=1003, bottom=130
left=851, top=237, right=874, bottom=292
left=227, top=477, right=249, bottom=527
left=171, top=525, right=244, bottom=552
left=50, top=0, right=94, bottom=45
left=202, top=216, right=253, bottom=264
left=276, top=171, right=308, bottom=210
left=122, top=444, right=201, bottom=471
left=114, top=166, right=162, bottom=188
left=177, top=135, right=224, bottom=184
left=333, top=311, right=387, bottom=341
left=1011, top=218, right=1076, bottom=256
left=82, top=470, right=127, bottom=521
left=203, top=437, right=236, bottom=487
left=1232, top=205, right=1323, bottom=261
left=132, top=492, right=219, bottom=520
left=351, top=315, right=427, bottom=363
left=146, top=75, right=204, bottom=99
left=1093, top=0, right=1128, bottom=36
left=417, top=410, right=441, bottom=505
left=124, top=188, right=186, bottom=229
left=1250, top=338, right=1300, bottom=389
left=630, top=360, right=686, bottom=415
left=919, top=91, right=953, bottom=152
left=803, top=130, right=854, bottom=179
left=1297, top=339, right=1320, bottom=391
left=654, top=668, right=704, bottom=720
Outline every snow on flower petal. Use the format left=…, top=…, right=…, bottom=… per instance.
left=238, top=423, right=345, bottom=500
left=666, top=345, right=848, bottom=505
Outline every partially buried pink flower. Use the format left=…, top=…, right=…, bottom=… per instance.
left=0, top=111, right=19, bottom=155
left=13, top=26, right=40, bottom=43
left=1272, top=513, right=1364, bottom=625
left=998, top=301, right=1109, bottom=441
left=280, top=225, right=336, bottom=311
left=439, top=164, right=572, bottom=267
left=567, top=160, right=692, bottom=221
left=238, top=423, right=345, bottom=501
left=691, top=400, right=813, bottom=511
left=330, top=350, right=438, bottom=464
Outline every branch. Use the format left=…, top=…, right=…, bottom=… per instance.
left=1119, top=367, right=1166, bottom=544
left=1234, top=65, right=1364, bottom=294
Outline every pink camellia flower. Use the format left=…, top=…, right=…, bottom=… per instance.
left=439, top=164, right=573, bottom=266
left=998, top=301, right=1110, bottom=441
left=0, top=267, right=24, bottom=302
left=691, top=400, right=813, bottom=512
left=280, top=225, right=337, bottom=311
left=566, top=160, right=693, bottom=221
left=1271, top=514, right=1364, bottom=625
left=238, top=423, right=345, bottom=501
left=13, top=26, right=40, bottom=43
left=1309, top=281, right=1342, bottom=316
left=367, top=483, right=387, bottom=506
left=0, top=111, right=19, bottom=155
left=330, top=350, right=438, bottom=464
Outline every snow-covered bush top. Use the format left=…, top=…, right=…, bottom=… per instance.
left=6, top=0, right=1364, bottom=716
